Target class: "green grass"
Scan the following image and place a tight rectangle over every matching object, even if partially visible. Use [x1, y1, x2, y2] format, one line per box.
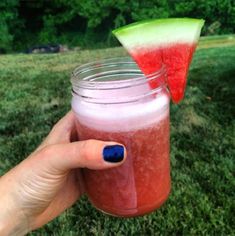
[0, 43, 234, 235]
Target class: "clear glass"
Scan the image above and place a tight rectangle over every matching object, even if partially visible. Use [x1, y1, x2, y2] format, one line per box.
[71, 57, 171, 217]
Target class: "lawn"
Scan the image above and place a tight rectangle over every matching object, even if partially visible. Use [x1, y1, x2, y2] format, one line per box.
[0, 40, 234, 235]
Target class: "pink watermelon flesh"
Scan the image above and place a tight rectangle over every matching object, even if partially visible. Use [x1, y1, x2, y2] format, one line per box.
[132, 43, 196, 103]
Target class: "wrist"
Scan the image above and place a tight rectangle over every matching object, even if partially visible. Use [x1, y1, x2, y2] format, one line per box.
[0, 217, 29, 236]
[0, 197, 30, 236]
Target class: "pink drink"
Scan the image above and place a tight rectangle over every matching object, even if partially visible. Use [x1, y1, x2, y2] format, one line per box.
[71, 58, 171, 217]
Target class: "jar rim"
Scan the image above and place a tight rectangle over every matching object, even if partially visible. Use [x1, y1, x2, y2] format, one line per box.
[71, 57, 166, 91]
[71, 57, 168, 104]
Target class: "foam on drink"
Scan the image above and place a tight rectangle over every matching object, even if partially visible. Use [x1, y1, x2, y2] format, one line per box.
[72, 83, 169, 132]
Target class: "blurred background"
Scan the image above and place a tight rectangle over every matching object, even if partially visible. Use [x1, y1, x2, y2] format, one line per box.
[1, 0, 235, 53]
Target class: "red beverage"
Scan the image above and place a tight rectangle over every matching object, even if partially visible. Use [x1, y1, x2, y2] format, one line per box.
[71, 58, 171, 217]
[76, 114, 170, 217]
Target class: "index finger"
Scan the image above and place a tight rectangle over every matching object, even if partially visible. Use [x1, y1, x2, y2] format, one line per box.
[38, 111, 77, 150]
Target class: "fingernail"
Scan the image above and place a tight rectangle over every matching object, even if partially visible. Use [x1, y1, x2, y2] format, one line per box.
[103, 145, 124, 163]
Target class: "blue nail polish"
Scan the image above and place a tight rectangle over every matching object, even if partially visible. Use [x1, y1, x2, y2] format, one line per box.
[103, 145, 124, 163]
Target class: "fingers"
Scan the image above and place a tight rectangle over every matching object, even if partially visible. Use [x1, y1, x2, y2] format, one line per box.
[47, 111, 76, 143]
[38, 111, 77, 150]
[39, 140, 126, 172]
[35, 111, 127, 172]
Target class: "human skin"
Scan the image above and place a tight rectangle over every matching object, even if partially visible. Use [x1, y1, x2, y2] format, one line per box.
[0, 111, 126, 235]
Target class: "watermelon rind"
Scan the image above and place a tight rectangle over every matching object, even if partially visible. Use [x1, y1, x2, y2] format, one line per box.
[112, 18, 205, 49]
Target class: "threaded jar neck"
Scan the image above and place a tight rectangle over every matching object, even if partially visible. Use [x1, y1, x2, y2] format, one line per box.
[71, 57, 167, 104]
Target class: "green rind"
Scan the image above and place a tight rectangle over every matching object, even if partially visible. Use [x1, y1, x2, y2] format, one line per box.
[112, 18, 205, 36]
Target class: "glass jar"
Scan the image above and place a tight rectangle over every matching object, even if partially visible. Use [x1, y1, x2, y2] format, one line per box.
[71, 58, 171, 217]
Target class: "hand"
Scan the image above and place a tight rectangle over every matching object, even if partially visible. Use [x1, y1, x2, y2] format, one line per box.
[0, 111, 126, 235]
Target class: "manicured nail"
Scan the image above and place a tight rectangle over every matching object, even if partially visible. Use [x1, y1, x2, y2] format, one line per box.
[103, 145, 124, 163]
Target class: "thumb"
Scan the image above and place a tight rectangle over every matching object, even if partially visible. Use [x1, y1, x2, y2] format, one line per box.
[38, 139, 126, 172]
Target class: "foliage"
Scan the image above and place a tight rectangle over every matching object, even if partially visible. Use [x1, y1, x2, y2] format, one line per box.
[169, 0, 235, 35]
[0, 42, 234, 235]
[0, 0, 20, 52]
[0, 0, 235, 51]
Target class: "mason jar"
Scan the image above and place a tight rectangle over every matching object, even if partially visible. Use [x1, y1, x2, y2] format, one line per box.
[71, 58, 171, 217]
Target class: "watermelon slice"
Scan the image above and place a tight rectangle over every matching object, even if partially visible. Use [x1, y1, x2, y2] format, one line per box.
[112, 18, 204, 103]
